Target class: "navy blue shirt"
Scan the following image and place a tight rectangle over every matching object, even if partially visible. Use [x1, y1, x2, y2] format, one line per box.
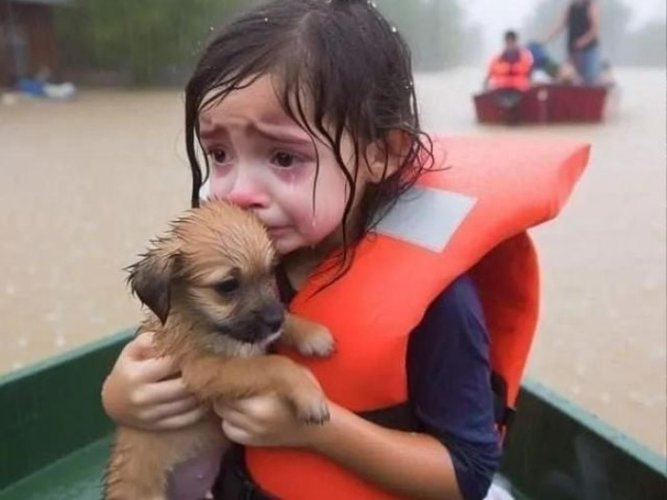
[276, 270, 500, 500]
[407, 274, 501, 500]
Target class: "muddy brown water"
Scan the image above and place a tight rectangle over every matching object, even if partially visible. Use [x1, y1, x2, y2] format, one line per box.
[1, 67, 665, 455]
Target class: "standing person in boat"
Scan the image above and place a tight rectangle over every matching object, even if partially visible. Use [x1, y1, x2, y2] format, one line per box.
[543, 0, 601, 86]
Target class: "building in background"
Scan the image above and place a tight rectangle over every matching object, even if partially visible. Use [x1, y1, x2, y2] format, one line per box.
[0, 0, 69, 87]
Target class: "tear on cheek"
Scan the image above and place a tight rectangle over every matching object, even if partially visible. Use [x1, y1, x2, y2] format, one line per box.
[209, 180, 232, 200]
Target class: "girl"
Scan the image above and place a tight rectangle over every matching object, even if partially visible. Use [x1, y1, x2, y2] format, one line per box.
[103, 1, 585, 498]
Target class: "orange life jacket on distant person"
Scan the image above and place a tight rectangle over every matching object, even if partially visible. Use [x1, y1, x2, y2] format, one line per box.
[246, 137, 590, 499]
[488, 48, 534, 91]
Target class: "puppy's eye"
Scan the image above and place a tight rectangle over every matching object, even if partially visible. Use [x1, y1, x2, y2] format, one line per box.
[214, 278, 240, 295]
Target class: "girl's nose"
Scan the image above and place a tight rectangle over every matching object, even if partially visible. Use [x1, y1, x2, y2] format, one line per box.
[226, 171, 270, 209]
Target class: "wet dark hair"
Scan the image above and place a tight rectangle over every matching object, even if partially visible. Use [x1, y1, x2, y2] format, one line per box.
[504, 30, 518, 42]
[185, 0, 434, 274]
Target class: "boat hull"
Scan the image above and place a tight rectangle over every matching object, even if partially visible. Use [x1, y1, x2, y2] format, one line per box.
[474, 85, 610, 124]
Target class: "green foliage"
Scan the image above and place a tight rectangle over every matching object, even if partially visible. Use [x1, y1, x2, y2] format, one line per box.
[54, 0, 470, 85]
[377, 0, 469, 70]
[55, 0, 252, 84]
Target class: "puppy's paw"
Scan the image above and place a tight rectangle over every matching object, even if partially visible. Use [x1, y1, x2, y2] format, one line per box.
[293, 393, 331, 425]
[296, 326, 335, 358]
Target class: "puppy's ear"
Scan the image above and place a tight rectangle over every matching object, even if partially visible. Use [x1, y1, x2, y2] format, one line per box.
[127, 237, 180, 325]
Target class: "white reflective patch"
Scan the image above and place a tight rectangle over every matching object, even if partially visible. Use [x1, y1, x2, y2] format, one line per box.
[375, 186, 476, 253]
[199, 179, 211, 202]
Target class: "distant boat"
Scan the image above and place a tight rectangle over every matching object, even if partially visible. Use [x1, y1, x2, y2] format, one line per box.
[474, 84, 611, 124]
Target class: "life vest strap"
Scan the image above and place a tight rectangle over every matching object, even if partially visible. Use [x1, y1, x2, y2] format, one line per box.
[358, 402, 417, 432]
[213, 446, 276, 500]
[359, 372, 515, 435]
[491, 371, 516, 435]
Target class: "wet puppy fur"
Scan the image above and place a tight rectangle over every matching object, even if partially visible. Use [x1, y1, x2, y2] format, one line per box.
[104, 200, 334, 500]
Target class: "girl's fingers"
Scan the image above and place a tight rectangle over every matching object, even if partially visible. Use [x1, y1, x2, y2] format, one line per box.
[214, 403, 254, 434]
[154, 406, 208, 431]
[126, 333, 180, 381]
[126, 332, 157, 359]
[137, 355, 180, 382]
[212, 400, 245, 422]
[143, 377, 193, 405]
[142, 397, 202, 422]
[212, 399, 229, 416]
[216, 405, 244, 425]
[222, 420, 252, 446]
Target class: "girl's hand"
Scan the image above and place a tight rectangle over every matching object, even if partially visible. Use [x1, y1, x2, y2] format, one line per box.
[101, 332, 207, 431]
[214, 392, 329, 449]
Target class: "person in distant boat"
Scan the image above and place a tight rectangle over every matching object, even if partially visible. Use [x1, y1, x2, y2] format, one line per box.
[486, 30, 534, 92]
[485, 30, 534, 124]
[527, 41, 559, 81]
[543, 0, 601, 86]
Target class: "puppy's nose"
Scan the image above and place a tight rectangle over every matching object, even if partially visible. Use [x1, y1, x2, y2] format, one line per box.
[259, 303, 285, 333]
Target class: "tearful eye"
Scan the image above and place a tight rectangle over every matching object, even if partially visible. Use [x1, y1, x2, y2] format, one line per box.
[273, 152, 295, 168]
[214, 278, 240, 295]
[210, 149, 227, 163]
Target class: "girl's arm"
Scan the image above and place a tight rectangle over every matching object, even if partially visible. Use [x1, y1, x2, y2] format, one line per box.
[312, 403, 462, 500]
[314, 273, 498, 500]
[219, 275, 500, 500]
[220, 397, 461, 500]
[102, 331, 207, 430]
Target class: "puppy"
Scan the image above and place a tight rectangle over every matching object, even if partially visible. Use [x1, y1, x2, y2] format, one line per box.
[104, 200, 334, 500]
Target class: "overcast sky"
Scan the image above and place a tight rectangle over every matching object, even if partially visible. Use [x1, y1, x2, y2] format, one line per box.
[463, 0, 666, 58]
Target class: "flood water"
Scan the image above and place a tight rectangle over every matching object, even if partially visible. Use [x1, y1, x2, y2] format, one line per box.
[1, 67, 665, 456]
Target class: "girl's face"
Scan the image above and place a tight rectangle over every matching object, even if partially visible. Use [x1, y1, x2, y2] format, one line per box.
[199, 75, 369, 256]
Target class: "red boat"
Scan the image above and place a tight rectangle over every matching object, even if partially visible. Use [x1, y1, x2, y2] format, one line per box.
[474, 84, 610, 124]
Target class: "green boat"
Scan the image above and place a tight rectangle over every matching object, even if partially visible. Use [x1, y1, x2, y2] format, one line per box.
[1, 329, 665, 499]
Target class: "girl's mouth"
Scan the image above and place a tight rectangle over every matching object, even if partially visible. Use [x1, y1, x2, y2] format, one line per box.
[267, 226, 291, 237]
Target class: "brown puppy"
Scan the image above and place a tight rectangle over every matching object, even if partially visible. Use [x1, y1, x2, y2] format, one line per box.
[104, 200, 334, 500]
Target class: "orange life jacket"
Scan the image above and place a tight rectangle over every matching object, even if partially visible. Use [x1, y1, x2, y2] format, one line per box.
[488, 48, 534, 91]
[246, 137, 590, 499]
